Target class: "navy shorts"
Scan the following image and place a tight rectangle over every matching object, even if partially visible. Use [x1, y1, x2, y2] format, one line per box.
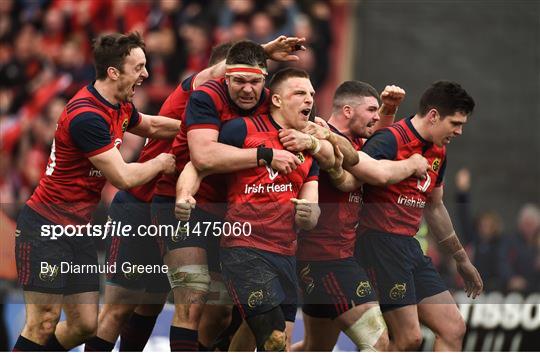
[15, 205, 99, 295]
[298, 257, 377, 319]
[151, 195, 221, 273]
[105, 191, 170, 293]
[355, 230, 447, 312]
[220, 247, 298, 322]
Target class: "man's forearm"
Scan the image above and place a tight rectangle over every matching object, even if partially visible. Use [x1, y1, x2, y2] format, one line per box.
[329, 133, 359, 168]
[118, 159, 164, 189]
[176, 162, 206, 200]
[191, 142, 258, 174]
[425, 202, 467, 261]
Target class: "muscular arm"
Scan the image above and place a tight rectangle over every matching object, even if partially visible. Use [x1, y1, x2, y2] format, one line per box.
[425, 186, 483, 298]
[188, 129, 258, 173]
[89, 148, 172, 190]
[128, 113, 180, 139]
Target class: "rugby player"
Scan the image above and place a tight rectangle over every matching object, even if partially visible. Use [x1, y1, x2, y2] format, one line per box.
[285, 81, 429, 351]
[152, 38, 308, 351]
[216, 67, 320, 352]
[14, 32, 178, 351]
[356, 81, 483, 351]
[84, 42, 233, 352]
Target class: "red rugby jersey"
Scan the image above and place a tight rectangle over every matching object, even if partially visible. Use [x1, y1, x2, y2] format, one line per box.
[155, 78, 270, 216]
[297, 124, 364, 261]
[27, 84, 140, 225]
[359, 117, 447, 236]
[128, 75, 195, 202]
[218, 115, 319, 256]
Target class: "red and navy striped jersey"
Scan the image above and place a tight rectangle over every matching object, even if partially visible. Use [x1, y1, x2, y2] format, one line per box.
[359, 117, 447, 236]
[297, 124, 364, 261]
[27, 84, 140, 225]
[218, 114, 319, 256]
[155, 78, 270, 217]
[128, 75, 195, 202]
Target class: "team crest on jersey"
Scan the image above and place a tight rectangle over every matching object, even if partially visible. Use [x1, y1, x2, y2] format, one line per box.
[247, 290, 264, 308]
[39, 265, 59, 282]
[122, 119, 129, 132]
[389, 283, 406, 300]
[299, 264, 315, 294]
[124, 268, 142, 280]
[432, 158, 441, 172]
[356, 281, 372, 298]
[296, 152, 305, 164]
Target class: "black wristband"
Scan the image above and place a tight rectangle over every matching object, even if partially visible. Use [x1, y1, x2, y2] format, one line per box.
[257, 146, 273, 166]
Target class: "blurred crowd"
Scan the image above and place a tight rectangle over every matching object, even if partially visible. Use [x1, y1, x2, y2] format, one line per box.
[425, 168, 540, 295]
[0, 0, 333, 218]
[1, 0, 538, 296]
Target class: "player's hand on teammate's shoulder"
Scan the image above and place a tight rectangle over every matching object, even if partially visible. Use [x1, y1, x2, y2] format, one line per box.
[408, 153, 429, 179]
[157, 153, 176, 174]
[279, 128, 312, 152]
[175, 196, 196, 221]
[380, 85, 406, 114]
[270, 149, 301, 174]
[262, 35, 307, 62]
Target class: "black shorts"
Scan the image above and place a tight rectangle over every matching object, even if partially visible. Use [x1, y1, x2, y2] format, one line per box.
[298, 257, 377, 319]
[105, 191, 170, 293]
[15, 205, 99, 295]
[355, 230, 447, 312]
[220, 247, 298, 322]
[151, 195, 221, 272]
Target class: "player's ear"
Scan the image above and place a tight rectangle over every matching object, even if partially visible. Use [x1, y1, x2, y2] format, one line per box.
[107, 67, 120, 81]
[427, 108, 439, 124]
[272, 93, 282, 108]
[342, 105, 352, 119]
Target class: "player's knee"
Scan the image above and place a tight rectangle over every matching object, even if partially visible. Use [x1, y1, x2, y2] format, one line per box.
[106, 305, 133, 327]
[442, 315, 466, 344]
[263, 330, 287, 351]
[395, 329, 422, 351]
[167, 264, 211, 293]
[344, 306, 388, 352]
[72, 317, 97, 340]
[27, 306, 60, 337]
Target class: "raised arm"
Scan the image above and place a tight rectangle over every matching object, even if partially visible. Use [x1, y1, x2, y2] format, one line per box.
[425, 186, 483, 298]
[373, 85, 406, 131]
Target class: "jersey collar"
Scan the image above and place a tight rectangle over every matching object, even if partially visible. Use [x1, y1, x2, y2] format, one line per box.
[405, 115, 430, 145]
[87, 83, 121, 110]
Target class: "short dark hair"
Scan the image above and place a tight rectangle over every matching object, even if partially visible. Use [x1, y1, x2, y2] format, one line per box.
[419, 81, 475, 118]
[225, 40, 267, 69]
[268, 67, 310, 94]
[93, 32, 145, 80]
[332, 81, 380, 113]
[208, 42, 233, 66]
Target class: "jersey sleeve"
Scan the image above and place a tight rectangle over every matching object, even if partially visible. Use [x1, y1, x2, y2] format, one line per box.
[218, 118, 247, 148]
[361, 129, 398, 160]
[435, 155, 447, 186]
[185, 90, 220, 131]
[306, 159, 319, 182]
[69, 112, 113, 157]
[127, 103, 141, 129]
[182, 74, 196, 91]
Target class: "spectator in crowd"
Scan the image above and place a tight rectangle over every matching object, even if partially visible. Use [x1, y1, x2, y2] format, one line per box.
[507, 203, 540, 293]
[454, 168, 511, 292]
